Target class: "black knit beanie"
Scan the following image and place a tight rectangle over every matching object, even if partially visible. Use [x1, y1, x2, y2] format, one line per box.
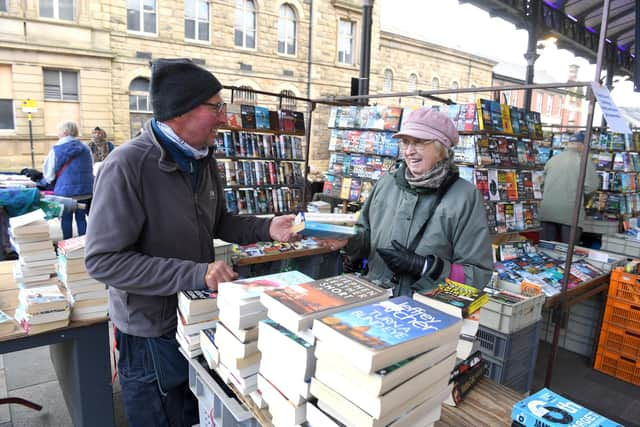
[150, 58, 223, 121]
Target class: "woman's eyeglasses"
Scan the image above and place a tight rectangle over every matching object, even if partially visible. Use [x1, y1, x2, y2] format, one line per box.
[400, 139, 434, 151]
[202, 102, 227, 114]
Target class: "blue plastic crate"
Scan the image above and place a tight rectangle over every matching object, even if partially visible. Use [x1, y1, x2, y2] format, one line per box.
[477, 321, 541, 360]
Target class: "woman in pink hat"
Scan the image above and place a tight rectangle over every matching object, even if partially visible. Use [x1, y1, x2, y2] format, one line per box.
[335, 107, 493, 296]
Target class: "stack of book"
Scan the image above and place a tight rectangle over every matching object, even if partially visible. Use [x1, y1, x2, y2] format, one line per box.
[176, 289, 219, 357]
[413, 278, 489, 406]
[257, 274, 388, 426]
[9, 210, 57, 290]
[215, 271, 313, 397]
[56, 236, 108, 321]
[308, 296, 462, 427]
[14, 284, 70, 334]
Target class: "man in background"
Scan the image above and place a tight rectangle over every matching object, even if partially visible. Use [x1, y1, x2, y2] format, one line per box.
[85, 58, 296, 426]
[540, 131, 598, 244]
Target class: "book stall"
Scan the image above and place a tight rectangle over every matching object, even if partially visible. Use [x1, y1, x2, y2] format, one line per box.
[179, 10, 640, 421]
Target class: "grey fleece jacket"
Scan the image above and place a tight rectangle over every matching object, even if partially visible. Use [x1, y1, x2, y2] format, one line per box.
[345, 164, 493, 296]
[85, 120, 271, 337]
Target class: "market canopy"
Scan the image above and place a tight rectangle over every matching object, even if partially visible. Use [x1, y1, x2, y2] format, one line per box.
[461, 0, 638, 89]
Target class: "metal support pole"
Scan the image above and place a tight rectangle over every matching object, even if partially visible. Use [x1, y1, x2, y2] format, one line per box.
[28, 113, 35, 168]
[523, 1, 540, 111]
[544, 0, 612, 389]
[358, 0, 374, 104]
[635, 0, 639, 92]
[301, 102, 316, 208]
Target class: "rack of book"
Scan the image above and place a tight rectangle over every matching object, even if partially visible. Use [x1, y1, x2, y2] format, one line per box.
[322, 105, 403, 205]
[442, 99, 546, 234]
[216, 87, 310, 216]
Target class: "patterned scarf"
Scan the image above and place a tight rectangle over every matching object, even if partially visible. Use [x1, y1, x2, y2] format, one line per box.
[91, 141, 111, 162]
[404, 153, 458, 190]
[156, 121, 210, 159]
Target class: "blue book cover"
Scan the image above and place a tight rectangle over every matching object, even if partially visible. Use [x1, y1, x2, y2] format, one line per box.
[254, 106, 270, 130]
[512, 388, 622, 427]
[318, 296, 460, 350]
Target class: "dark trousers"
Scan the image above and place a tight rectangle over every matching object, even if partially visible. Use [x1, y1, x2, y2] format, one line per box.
[541, 221, 581, 245]
[61, 208, 87, 240]
[115, 329, 199, 427]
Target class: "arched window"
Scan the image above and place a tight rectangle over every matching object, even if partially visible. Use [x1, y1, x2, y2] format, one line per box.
[408, 73, 418, 92]
[278, 4, 297, 55]
[432, 77, 440, 90]
[450, 80, 459, 101]
[236, 85, 258, 104]
[383, 69, 393, 93]
[129, 78, 150, 112]
[129, 77, 152, 137]
[280, 89, 297, 109]
[234, 0, 256, 48]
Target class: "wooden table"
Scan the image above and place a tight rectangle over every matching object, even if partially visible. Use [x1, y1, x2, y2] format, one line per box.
[543, 272, 611, 309]
[437, 378, 523, 427]
[232, 246, 335, 266]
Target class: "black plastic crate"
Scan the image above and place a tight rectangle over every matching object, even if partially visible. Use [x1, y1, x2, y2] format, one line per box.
[477, 321, 541, 361]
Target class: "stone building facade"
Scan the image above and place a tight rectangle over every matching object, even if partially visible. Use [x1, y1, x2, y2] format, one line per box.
[0, 0, 495, 172]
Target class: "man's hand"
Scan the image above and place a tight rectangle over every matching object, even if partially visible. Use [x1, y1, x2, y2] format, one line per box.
[270, 214, 298, 242]
[204, 261, 238, 291]
[376, 240, 431, 278]
[320, 238, 349, 252]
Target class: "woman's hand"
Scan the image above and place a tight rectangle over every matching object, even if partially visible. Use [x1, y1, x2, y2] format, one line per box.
[320, 238, 349, 252]
[377, 240, 430, 277]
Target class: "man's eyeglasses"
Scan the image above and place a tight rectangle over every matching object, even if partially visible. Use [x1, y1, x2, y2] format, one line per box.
[202, 102, 227, 114]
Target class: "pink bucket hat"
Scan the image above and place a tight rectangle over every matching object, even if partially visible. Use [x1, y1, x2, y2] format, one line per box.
[393, 107, 459, 148]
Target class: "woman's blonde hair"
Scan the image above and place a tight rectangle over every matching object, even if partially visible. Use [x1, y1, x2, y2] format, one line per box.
[433, 140, 450, 160]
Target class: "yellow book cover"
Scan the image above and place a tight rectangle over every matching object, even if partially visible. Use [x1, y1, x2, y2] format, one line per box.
[500, 104, 513, 134]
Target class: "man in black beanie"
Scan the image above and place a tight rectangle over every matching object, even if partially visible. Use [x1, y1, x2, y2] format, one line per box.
[85, 58, 297, 426]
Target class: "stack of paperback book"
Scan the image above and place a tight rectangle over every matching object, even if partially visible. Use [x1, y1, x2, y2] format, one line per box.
[176, 289, 219, 357]
[308, 296, 462, 427]
[56, 236, 108, 321]
[14, 284, 70, 334]
[215, 271, 313, 397]
[257, 274, 387, 426]
[9, 210, 57, 290]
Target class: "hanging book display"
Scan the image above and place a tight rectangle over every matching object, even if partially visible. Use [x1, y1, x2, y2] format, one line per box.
[216, 95, 307, 215]
[323, 105, 403, 203]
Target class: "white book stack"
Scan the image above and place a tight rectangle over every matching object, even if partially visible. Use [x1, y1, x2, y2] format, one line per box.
[308, 296, 463, 427]
[56, 236, 108, 321]
[256, 319, 315, 427]
[176, 289, 219, 358]
[9, 210, 57, 289]
[215, 271, 313, 397]
[15, 284, 70, 334]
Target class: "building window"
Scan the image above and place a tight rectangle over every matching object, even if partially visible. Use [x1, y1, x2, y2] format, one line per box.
[40, 0, 74, 21]
[432, 77, 440, 90]
[0, 0, 7, 12]
[43, 69, 78, 101]
[408, 73, 418, 92]
[338, 19, 355, 65]
[127, 0, 157, 34]
[546, 95, 554, 115]
[450, 81, 459, 101]
[383, 69, 393, 93]
[277, 4, 296, 55]
[234, 0, 256, 49]
[280, 89, 297, 109]
[535, 93, 543, 112]
[129, 78, 151, 112]
[185, 0, 209, 42]
[0, 65, 13, 130]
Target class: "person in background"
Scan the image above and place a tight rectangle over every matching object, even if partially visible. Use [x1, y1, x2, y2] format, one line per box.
[329, 108, 493, 296]
[540, 131, 598, 244]
[88, 126, 115, 163]
[85, 58, 297, 427]
[42, 120, 93, 240]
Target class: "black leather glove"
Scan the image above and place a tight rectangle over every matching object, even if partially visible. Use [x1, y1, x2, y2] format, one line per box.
[342, 256, 362, 274]
[21, 168, 43, 181]
[377, 240, 432, 278]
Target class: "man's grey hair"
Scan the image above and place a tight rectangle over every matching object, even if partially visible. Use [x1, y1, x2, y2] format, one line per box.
[57, 121, 79, 138]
